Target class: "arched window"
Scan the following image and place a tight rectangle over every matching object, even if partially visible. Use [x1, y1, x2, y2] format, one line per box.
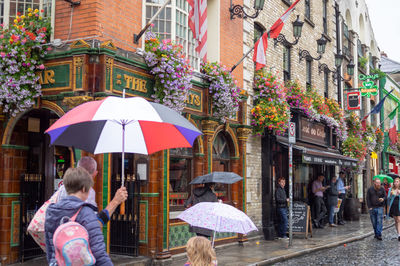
[212, 133, 231, 203]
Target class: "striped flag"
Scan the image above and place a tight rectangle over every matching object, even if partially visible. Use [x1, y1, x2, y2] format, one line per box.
[389, 107, 398, 144]
[269, 0, 301, 38]
[188, 0, 207, 61]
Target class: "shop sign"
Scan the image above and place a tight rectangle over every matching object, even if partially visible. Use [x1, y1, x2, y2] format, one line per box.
[299, 118, 327, 146]
[36, 62, 72, 91]
[302, 154, 357, 167]
[184, 88, 203, 112]
[112, 66, 155, 97]
[347, 91, 361, 110]
[359, 74, 379, 98]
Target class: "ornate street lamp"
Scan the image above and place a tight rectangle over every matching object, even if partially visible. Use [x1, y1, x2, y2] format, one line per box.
[274, 15, 304, 47]
[299, 34, 327, 61]
[230, 0, 265, 19]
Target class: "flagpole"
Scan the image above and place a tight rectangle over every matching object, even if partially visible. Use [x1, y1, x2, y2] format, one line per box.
[133, 0, 171, 44]
[230, 29, 270, 73]
[379, 106, 399, 128]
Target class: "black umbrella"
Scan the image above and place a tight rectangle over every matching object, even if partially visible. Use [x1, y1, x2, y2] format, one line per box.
[189, 172, 243, 185]
[387, 173, 400, 179]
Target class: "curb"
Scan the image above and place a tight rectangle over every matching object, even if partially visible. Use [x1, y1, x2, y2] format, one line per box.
[251, 222, 395, 266]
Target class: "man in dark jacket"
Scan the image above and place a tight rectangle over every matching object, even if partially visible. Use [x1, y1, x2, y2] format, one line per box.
[326, 176, 339, 227]
[45, 167, 113, 265]
[275, 177, 289, 239]
[367, 178, 387, 240]
[185, 183, 218, 237]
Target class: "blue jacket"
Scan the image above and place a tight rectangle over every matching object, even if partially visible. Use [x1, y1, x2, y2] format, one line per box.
[45, 196, 113, 266]
[387, 187, 400, 213]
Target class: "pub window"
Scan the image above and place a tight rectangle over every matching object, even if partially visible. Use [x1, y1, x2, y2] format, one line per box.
[322, 0, 327, 34]
[306, 59, 312, 88]
[305, 0, 310, 20]
[324, 69, 329, 98]
[254, 22, 265, 43]
[169, 147, 193, 211]
[283, 45, 291, 82]
[212, 133, 231, 203]
[146, 0, 200, 70]
[1, 0, 54, 30]
[369, 53, 374, 69]
[357, 39, 363, 57]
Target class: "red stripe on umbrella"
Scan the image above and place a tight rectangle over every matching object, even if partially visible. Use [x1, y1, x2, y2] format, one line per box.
[140, 121, 192, 154]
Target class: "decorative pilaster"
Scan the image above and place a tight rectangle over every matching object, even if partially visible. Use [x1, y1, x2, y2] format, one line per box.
[62, 96, 94, 110]
[201, 119, 219, 173]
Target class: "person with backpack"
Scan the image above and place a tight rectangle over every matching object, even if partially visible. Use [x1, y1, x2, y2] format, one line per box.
[45, 167, 113, 265]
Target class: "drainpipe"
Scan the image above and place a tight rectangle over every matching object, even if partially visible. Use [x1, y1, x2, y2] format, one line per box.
[335, 3, 342, 104]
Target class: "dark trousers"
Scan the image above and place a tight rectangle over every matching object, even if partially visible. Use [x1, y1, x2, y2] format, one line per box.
[337, 193, 346, 223]
[314, 196, 327, 226]
[277, 207, 288, 237]
[369, 207, 383, 237]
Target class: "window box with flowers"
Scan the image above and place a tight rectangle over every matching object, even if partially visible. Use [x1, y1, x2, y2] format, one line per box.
[0, 8, 51, 117]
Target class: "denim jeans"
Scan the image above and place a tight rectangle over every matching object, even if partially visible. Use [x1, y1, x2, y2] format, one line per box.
[369, 207, 383, 237]
[329, 205, 336, 224]
[277, 207, 288, 237]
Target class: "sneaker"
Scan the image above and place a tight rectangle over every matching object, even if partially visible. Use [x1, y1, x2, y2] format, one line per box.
[329, 224, 337, 227]
[338, 221, 345, 225]
[398, 236, 400, 241]
[376, 236, 382, 240]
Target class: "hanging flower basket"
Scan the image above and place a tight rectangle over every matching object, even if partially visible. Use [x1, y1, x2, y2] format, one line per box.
[251, 71, 289, 135]
[201, 61, 241, 122]
[144, 31, 192, 113]
[0, 9, 51, 117]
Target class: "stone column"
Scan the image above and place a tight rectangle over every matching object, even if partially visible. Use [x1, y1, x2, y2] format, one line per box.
[201, 120, 219, 173]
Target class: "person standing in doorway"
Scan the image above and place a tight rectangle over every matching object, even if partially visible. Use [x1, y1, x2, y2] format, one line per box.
[326, 176, 339, 227]
[388, 177, 400, 241]
[336, 171, 350, 225]
[312, 174, 329, 228]
[275, 177, 289, 239]
[367, 178, 386, 240]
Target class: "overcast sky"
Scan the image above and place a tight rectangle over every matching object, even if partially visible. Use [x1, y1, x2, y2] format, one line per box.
[365, 0, 400, 62]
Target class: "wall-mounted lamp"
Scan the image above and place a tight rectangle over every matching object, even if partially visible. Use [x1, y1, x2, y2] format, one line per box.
[299, 34, 327, 62]
[318, 56, 355, 82]
[274, 15, 304, 47]
[230, 0, 265, 20]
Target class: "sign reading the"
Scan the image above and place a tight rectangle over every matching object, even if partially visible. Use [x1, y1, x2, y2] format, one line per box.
[289, 122, 296, 143]
[347, 91, 361, 110]
[299, 118, 327, 146]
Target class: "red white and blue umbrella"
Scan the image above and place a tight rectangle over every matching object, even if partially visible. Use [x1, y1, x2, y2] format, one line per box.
[45, 96, 202, 186]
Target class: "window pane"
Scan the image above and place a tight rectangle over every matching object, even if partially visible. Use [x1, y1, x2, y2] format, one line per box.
[169, 155, 192, 211]
[0, 1, 4, 24]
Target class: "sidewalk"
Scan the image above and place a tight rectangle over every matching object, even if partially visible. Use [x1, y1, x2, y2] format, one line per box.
[10, 215, 394, 266]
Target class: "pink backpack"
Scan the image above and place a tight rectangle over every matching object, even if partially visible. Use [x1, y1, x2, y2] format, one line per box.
[53, 207, 96, 266]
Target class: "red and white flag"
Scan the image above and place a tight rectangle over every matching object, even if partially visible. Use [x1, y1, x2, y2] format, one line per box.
[389, 108, 398, 144]
[269, 0, 301, 38]
[253, 0, 301, 70]
[188, 0, 207, 62]
[253, 32, 269, 71]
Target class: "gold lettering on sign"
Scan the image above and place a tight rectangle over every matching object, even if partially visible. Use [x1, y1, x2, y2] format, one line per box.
[37, 70, 55, 85]
[121, 74, 147, 93]
[184, 92, 201, 106]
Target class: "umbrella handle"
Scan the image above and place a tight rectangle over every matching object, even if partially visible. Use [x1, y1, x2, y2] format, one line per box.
[120, 201, 125, 215]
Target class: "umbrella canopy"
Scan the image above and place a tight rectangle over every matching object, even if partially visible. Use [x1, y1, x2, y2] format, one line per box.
[189, 172, 243, 185]
[177, 201, 257, 235]
[387, 173, 400, 180]
[373, 174, 393, 183]
[45, 96, 202, 155]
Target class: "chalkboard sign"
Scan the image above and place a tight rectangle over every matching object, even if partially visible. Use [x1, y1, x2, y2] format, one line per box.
[288, 201, 312, 238]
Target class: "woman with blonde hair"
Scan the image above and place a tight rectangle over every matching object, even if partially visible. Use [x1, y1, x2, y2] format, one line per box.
[184, 236, 217, 266]
[388, 177, 400, 241]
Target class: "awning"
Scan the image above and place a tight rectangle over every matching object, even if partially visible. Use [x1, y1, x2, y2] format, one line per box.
[277, 138, 358, 167]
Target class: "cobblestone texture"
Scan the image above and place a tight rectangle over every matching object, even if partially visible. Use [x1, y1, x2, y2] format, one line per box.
[275, 227, 400, 266]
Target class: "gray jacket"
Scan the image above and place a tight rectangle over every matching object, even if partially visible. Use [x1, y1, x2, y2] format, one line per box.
[326, 181, 339, 207]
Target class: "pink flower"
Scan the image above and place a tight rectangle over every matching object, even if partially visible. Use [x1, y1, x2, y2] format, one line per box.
[0, 52, 5, 58]
[38, 64, 45, 70]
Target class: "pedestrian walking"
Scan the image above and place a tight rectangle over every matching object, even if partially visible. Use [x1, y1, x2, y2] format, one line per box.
[383, 177, 391, 218]
[184, 183, 218, 237]
[312, 174, 329, 228]
[45, 167, 113, 265]
[184, 236, 217, 266]
[367, 178, 386, 240]
[387, 177, 400, 241]
[336, 171, 350, 225]
[326, 176, 339, 227]
[275, 177, 289, 239]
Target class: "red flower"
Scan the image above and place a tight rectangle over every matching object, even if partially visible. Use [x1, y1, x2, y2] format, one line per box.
[17, 12, 21, 16]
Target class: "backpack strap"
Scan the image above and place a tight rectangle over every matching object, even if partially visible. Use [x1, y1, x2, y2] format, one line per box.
[71, 207, 83, 222]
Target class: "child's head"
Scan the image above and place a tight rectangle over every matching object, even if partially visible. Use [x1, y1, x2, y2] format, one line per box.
[63, 167, 93, 200]
[186, 236, 216, 266]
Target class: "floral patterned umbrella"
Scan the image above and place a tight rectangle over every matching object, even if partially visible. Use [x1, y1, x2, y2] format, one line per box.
[177, 201, 257, 246]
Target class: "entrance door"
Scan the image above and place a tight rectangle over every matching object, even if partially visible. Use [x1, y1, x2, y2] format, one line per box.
[109, 153, 140, 256]
[19, 109, 71, 261]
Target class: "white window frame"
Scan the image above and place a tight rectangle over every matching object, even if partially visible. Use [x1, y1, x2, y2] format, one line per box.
[1, 0, 55, 40]
[142, 0, 200, 70]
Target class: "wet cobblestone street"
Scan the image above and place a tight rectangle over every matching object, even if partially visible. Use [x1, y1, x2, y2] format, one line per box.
[275, 227, 400, 266]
